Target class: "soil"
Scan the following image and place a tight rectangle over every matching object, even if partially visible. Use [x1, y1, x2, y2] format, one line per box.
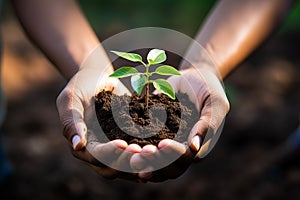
[95, 90, 199, 147]
[2, 19, 300, 200]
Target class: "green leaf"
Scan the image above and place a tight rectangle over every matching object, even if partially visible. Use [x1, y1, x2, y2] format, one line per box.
[147, 49, 166, 64]
[109, 66, 138, 78]
[131, 74, 147, 95]
[155, 65, 181, 76]
[111, 50, 143, 63]
[153, 79, 176, 100]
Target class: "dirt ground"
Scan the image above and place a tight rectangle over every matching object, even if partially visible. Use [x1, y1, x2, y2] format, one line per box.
[0, 17, 300, 200]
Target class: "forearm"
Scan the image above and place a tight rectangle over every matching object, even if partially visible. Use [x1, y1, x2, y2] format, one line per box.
[194, 0, 294, 79]
[11, 0, 107, 80]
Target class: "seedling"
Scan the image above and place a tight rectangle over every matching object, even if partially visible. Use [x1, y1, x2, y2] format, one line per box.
[109, 49, 181, 109]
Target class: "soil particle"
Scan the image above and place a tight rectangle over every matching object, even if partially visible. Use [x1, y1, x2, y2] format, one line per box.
[95, 90, 199, 147]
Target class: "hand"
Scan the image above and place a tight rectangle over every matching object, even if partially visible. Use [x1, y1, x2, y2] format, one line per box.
[56, 47, 143, 181]
[130, 66, 230, 182]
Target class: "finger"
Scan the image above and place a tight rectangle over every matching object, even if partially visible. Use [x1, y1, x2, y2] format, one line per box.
[142, 145, 158, 154]
[138, 139, 187, 173]
[188, 96, 229, 158]
[158, 139, 195, 175]
[134, 140, 194, 182]
[158, 139, 187, 155]
[188, 120, 208, 152]
[126, 144, 142, 153]
[56, 88, 87, 151]
[72, 141, 141, 181]
[115, 144, 142, 173]
[73, 139, 128, 173]
[159, 139, 196, 162]
[90, 140, 128, 165]
[140, 144, 158, 161]
[110, 139, 128, 149]
[70, 139, 126, 166]
[157, 139, 186, 167]
[187, 94, 212, 154]
[130, 144, 157, 170]
[71, 119, 87, 150]
[130, 153, 145, 171]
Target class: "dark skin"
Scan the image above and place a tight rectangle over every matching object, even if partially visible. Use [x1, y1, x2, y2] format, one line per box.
[195, 0, 295, 79]
[11, 0, 139, 181]
[131, 0, 295, 182]
[10, 0, 295, 182]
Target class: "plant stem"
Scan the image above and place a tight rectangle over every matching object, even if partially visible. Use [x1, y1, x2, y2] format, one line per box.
[145, 80, 149, 109]
[141, 61, 147, 67]
[145, 64, 150, 110]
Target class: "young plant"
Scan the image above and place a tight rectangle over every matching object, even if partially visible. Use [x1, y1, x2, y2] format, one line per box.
[109, 49, 181, 109]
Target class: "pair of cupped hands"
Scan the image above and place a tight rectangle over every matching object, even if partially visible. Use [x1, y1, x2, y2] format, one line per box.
[56, 50, 229, 183]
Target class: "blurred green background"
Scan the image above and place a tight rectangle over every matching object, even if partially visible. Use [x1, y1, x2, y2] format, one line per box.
[77, 0, 215, 38]
[76, 0, 300, 39]
[1, 1, 300, 199]
[3, 0, 300, 37]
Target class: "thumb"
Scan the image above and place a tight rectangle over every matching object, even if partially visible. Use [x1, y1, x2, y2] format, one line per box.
[188, 94, 213, 154]
[188, 101, 227, 158]
[56, 88, 87, 151]
[188, 119, 209, 152]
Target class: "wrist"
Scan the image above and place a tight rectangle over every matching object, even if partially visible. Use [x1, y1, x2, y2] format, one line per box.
[180, 43, 223, 80]
[75, 45, 114, 77]
[180, 59, 222, 81]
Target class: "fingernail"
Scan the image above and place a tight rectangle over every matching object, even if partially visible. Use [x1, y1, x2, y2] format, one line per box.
[72, 135, 81, 150]
[191, 135, 201, 151]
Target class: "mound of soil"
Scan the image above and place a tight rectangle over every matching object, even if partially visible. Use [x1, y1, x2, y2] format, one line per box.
[95, 90, 198, 147]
